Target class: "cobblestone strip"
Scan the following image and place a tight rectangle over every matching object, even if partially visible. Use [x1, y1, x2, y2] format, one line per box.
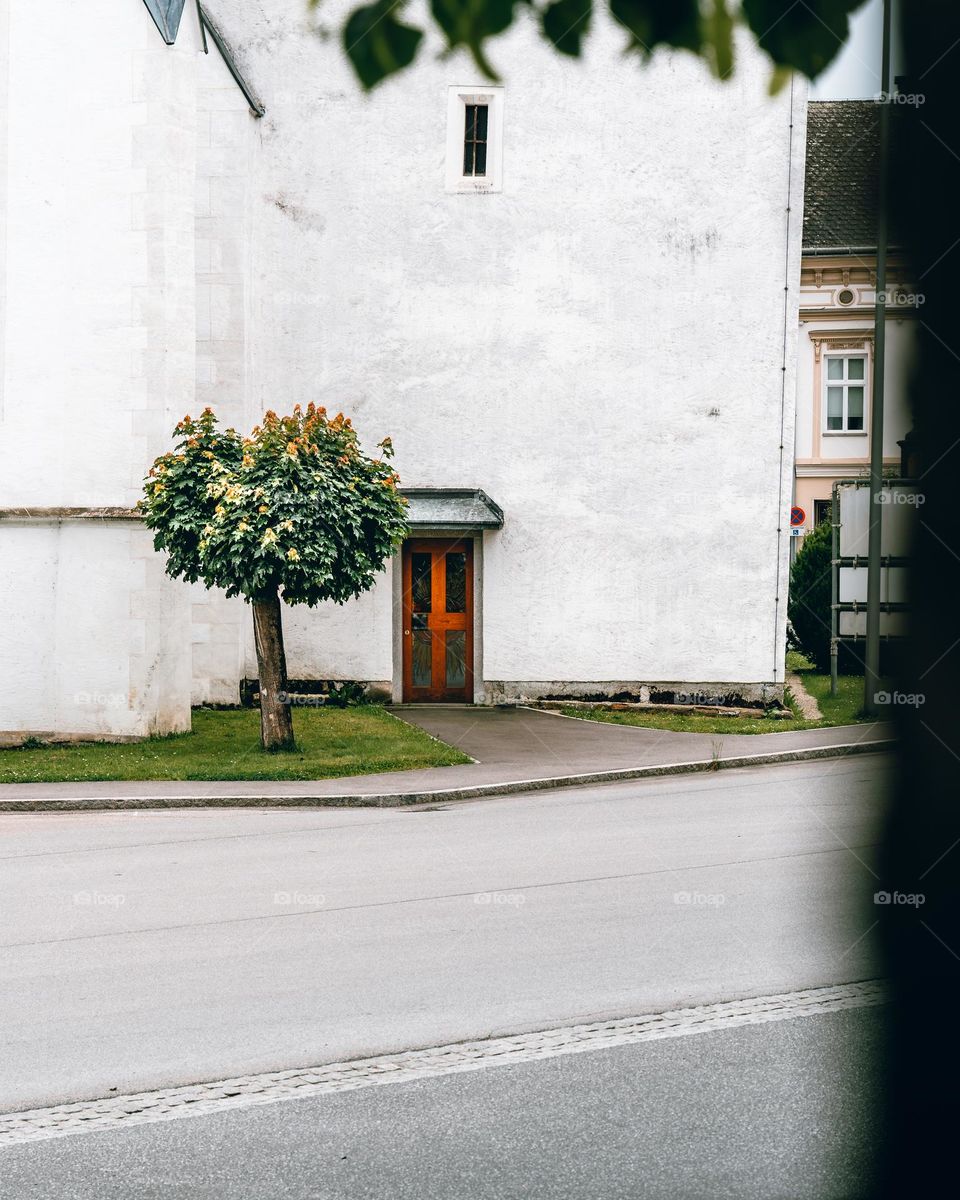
[0, 980, 888, 1147]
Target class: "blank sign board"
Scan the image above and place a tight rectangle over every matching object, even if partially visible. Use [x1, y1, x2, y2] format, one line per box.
[836, 483, 916, 639]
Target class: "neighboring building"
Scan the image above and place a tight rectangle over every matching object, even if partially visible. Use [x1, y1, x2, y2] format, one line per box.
[794, 100, 916, 538]
[0, 2, 807, 739]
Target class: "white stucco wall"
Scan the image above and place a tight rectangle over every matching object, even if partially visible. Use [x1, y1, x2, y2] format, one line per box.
[197, 3, 805, 695]
[0, 1, 203, 735]
[189, 28, 259, 705]
[1, 5, 808, 730]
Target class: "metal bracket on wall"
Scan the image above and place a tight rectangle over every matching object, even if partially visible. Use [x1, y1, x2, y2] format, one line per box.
[197, 4, 266, 118]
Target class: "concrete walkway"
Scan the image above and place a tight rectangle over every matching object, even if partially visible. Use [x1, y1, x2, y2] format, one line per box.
[0, 707, 895, 810]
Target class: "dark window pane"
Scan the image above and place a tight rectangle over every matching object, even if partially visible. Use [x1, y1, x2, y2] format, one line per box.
[411, 552, 432, 613]
[445, 552, 467, 613]
[465, 105, 476, 140]
[476, 104, 488, 139]
[413, 631, 432, 688]
[474, 141, 487, 176]
[847, 415, 864, 431]
[445, 631, 466, 690]
[463, 140, 473, 176]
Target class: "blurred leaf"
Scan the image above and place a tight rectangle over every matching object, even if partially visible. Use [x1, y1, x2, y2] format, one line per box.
[332, 0, 863, 86]
[541, 0, 592, 58]
[609, 0, 701, 55]
[703, 0, 734, 78]
[768, 63, 793, 95]
[430, 0, 522, 79]
[342, 0, 424, 91]
[742, 0, 864, 78]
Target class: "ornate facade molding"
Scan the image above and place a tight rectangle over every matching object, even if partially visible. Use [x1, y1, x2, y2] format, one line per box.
[810, 329, 875, 361]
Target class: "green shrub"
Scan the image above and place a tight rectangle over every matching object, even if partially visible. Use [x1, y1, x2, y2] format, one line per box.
[325, 681, 368, 708]
[788, 519, 833, 672]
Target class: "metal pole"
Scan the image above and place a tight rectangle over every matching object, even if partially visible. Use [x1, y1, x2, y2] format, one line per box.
[864, 0, 892, 715]
[831, 482, 840, 697]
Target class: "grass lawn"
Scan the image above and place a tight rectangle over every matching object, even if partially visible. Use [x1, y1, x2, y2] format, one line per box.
[0, 707, 472, 784]
[554, 653, 876, 736]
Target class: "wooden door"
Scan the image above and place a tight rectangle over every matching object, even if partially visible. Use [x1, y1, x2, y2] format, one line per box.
[401, 539, 474, 702]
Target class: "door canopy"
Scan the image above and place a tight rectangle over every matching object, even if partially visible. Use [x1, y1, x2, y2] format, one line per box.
[142, 0, 188, 44]
[401, 489, 503, 531]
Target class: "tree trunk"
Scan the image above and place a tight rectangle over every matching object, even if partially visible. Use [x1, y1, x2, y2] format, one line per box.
[252, 592, 295, 751]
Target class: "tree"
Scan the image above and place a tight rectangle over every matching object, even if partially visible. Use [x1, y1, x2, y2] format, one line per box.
[787, 518, 833, 673]
[140, 405, 408, 750]
[319, 0, 870, 91]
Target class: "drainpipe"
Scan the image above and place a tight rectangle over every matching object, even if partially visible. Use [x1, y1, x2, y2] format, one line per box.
[831, 480, 840, 697]
[774, 76, 798, 687]
[864, 0, 892, 714]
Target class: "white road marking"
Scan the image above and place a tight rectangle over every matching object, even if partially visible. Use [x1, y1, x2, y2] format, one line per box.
[0, 980, 887, 1147]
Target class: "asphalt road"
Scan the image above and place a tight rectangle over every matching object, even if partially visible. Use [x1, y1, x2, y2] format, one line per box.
[0, 756, 889, 1112]
[0, 1006, 886, 1200]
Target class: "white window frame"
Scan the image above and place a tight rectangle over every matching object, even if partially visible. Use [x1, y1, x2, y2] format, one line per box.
[822, 351, 869, 435]
[445, 86, 504, 194]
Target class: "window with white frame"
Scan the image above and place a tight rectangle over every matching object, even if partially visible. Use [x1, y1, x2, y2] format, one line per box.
[824, 354, 867, 432]
[445, 87, 503, 193]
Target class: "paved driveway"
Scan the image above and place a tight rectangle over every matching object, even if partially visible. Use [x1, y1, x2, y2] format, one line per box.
[0, 707, 894, 805]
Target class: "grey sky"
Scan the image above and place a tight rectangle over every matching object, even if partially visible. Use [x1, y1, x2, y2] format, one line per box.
[812, 0, 904, 99]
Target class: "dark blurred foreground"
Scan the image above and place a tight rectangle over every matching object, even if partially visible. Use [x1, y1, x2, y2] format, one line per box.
[879, 2, 960, 1194]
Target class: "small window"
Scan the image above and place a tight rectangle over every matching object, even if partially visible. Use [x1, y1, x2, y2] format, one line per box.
[814, 499, 832, 526]
[463, 105, 488, 177]
[824, 355, 867, 432]
[445, 87, 503, 193]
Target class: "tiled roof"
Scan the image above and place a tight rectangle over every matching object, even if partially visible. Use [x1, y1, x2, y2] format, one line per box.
[803, 100, 905, 252]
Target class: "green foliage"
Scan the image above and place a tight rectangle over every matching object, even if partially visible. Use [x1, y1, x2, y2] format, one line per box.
[788, 518, 833, 673]
[431, 0, 523, 79]
[140, 405, 408, 606]
[542, 0, 592, 58]
[341, 1, 424, 91]
[741, 0, 864, 79]
[325, 0, 867, 91]
[325, 680, 369, 708]
[609, 0, 701, 57]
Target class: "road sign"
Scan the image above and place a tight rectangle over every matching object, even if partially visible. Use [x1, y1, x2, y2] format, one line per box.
[790, 506, 806, 527]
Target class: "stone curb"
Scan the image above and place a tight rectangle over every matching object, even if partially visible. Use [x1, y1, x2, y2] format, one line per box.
[0, 739, 895, 812]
